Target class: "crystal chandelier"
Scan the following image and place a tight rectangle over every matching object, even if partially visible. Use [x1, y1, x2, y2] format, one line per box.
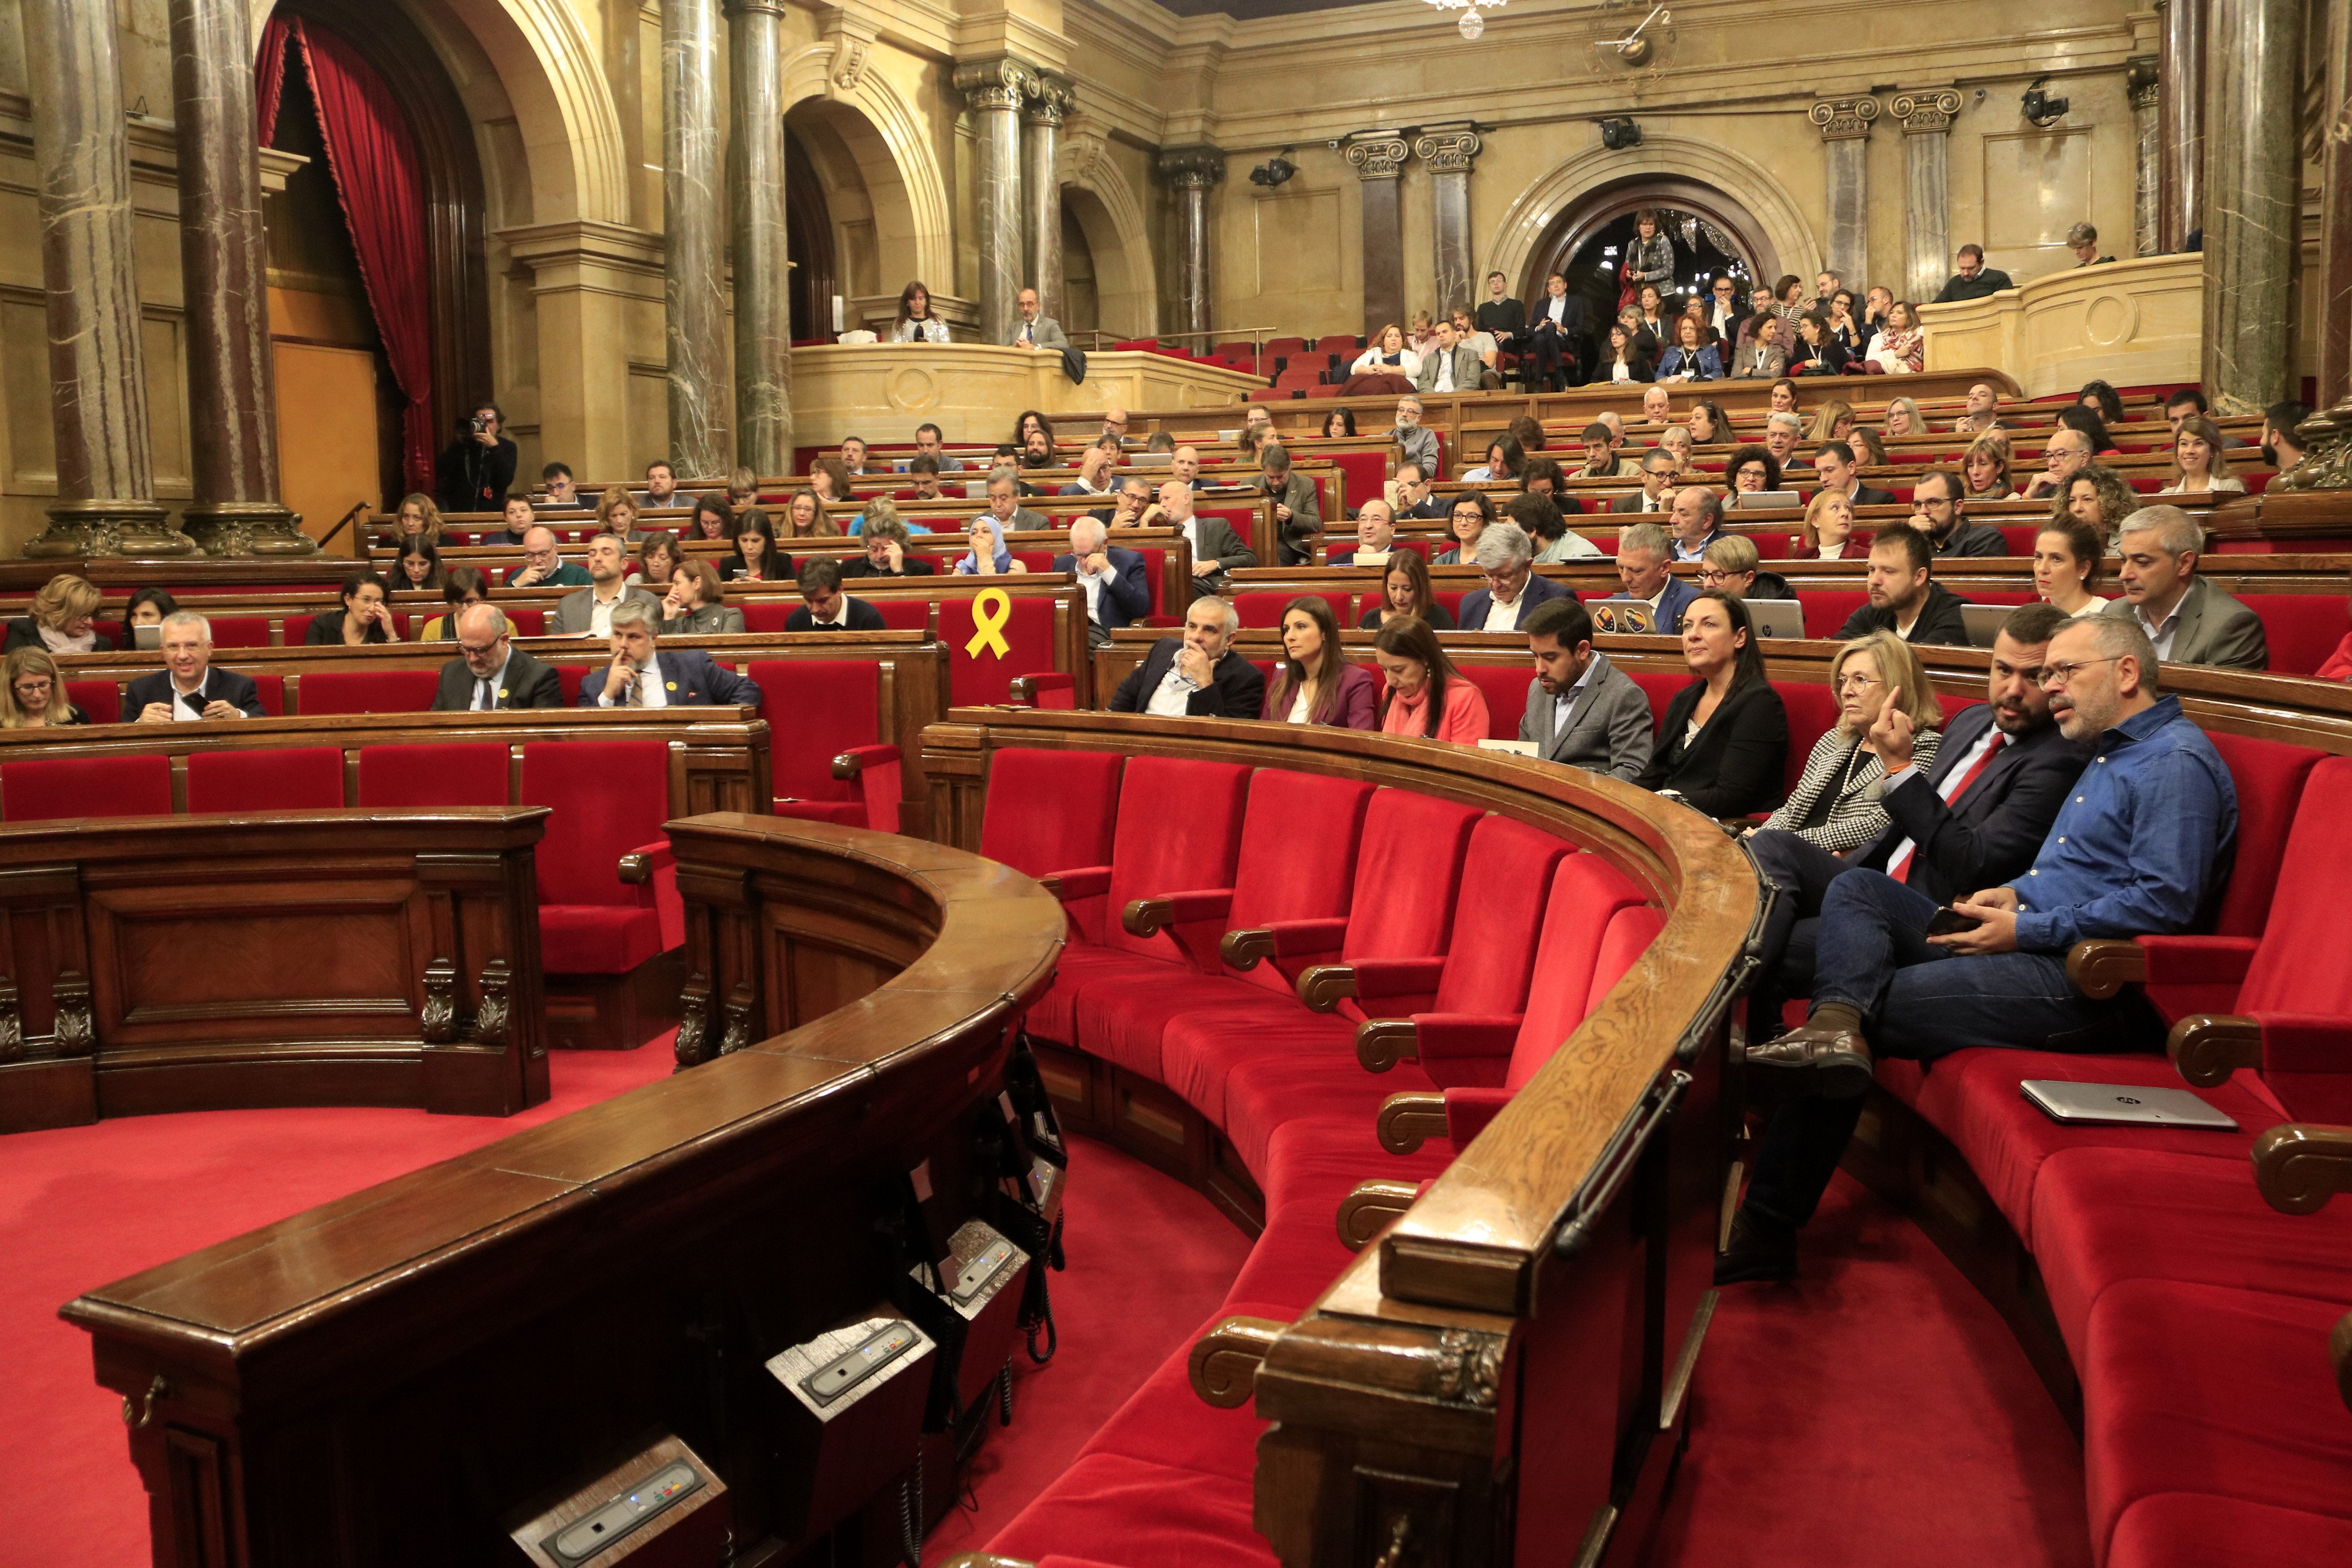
[1425, 0, 1506, 41]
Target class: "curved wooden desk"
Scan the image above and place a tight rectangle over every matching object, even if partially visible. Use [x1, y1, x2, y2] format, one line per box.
[64, 814, 1065, 1567]
[0, 808, 549, 1132]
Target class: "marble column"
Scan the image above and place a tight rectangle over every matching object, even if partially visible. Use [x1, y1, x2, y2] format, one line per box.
[1157, 148, 1224, 341]
[1022, 78, 1072, 323]
[169, 0, 309, 556]
[955, 59, 1033, 347]
[2158, 0, 2207, 252]
[1888, 91, 1958, 308]
[2126, 57, 2162, 259]
[1343, 134, 1411, 343]
[728, 0, 792, 478]
[2199, 0, 2301, 413]
[1809, 97, 1879, 294]
[663, 0, 728, 477]
[2314, 0, 2352, 407]
[20, 0, 190, 557]
[1413, 128, 1480, 320]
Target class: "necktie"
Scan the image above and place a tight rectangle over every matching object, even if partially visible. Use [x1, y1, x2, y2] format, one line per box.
[1890, 732, 2007, 883]
[475, 678, 492, 711]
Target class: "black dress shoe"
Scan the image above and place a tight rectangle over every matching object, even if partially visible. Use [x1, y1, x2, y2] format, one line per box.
[1715, 1208, 1797, 1285]
[1745, 1022, 1875, 1098]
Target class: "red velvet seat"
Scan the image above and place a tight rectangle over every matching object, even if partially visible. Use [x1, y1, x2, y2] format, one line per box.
[874, 599, 931, 633]
[506, 608, 547, 636]
[989, 1450, 1273, 1568]
[356, 742, 511, 807]
[2245, 594, 2348, 677]
[2106, 1493, 2352, 1568]
[1774, 680, 1843, 796]
[1451, 665, 1534, 739]
[184, 746, 344, 813]
[249, 674, 285, 716]
[205, 615, 272, 648]
[1627, 669, 1686, 734]
[1232, 591, 1348, 629]
[66, 681, 119, 724]
[2, 753, 171, 821]
[1798, 591, 1868, 639]
[297, 669, 440, 715]
[749, 660, 896, 831]
[522, 739, 679, 1047]
[940, 594, 1060, 705]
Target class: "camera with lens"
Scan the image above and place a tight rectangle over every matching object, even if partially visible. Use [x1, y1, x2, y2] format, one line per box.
[467, 415, 492, 434]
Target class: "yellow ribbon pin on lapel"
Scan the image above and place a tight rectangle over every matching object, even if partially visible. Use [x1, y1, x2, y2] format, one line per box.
[965, 587, 1012, 658]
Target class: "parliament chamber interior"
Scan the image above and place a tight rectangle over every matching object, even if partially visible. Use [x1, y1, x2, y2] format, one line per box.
[4, 0, 2352, 1565]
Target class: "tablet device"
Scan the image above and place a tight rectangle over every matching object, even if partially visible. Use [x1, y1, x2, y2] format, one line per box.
[1731, 491, 1803, 510]
[1744, 600, 1805, 639]
[133, 624, 162, 650]
[2019, 1080, 2238, 1130]
[1960, 603, 2011, 649]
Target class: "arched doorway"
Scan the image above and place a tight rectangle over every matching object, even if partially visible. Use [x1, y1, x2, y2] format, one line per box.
[1061, 206, 1099, 335]
[785, 96, 932, 334]
[1520, 176, 1779, 320]
[786, 132, 838, 337]
[1059, 179, 1153, 339]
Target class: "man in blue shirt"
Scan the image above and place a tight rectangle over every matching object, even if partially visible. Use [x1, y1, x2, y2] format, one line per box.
[1746, 612, 2237, 1095]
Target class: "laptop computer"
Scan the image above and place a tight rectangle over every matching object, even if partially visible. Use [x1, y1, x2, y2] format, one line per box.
[1744, 600, 1806, 639]
[1730, 491, 1803, 511]
[2019, 1080, 2239, 1130]
[1960, 603, 2012, 648]
[1587, 599, 1656, 635]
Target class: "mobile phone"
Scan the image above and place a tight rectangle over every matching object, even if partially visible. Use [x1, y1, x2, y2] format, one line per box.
[1925, 905, 1981, 938]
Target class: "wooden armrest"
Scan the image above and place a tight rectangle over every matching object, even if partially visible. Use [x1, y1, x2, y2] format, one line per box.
[2167, 1014, 2263, 1088]
[1220, 927, 1275, 970]
[2067, 939, 2146, 1000]
[2253, 1124, 2352, 1216]
[1187, 1314, 1287, 1408]
[829, 743, 898, 780]
[2333, 1309, 2352, 1416]
[617, 853, 651, 885]
[1336, 1179, 1420, 1251]
[1121, 889, 1233, 938]
[1377, 1090, 1448, 1156]
[1123, 897, 1175, 938]
[1297, 963, 1358, 1013]
[1355, 1017, 1418, 1072]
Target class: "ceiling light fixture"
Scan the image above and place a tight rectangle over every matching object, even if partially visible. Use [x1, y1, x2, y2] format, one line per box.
[1424, 0, 1507, 41]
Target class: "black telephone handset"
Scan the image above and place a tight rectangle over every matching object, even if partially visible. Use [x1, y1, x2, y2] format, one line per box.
[1925, 905, 1983, 938]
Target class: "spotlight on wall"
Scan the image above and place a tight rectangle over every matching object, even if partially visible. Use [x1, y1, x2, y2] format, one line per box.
[1599, 117, 1642, 151]
[1249, 150, 1298, 188]
[2021, 77, 2068, 128]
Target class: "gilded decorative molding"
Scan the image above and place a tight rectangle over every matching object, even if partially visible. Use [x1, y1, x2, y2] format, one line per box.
[1412, 129, 1480, 174]
[953, 57, 1037, 114]
[1809, 95, 1881, 141]
[1156, 145, 1227, 189]
[2125, 55, 2160, 112]
[1889, 88, 1962, 136]
[1342, 134, 1412, 179]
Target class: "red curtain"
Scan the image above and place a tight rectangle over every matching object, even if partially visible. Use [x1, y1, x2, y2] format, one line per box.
[254, 15, 289, 146]
[262, 17, 435, 491]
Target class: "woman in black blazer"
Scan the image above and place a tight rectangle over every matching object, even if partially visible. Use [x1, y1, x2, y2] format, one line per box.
[1638, 590, 1789, 818]
[6, 573, 113, 655]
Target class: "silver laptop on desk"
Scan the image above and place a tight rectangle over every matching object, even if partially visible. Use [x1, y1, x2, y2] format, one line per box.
[2020, 1080, 2239, 1130]
[1961, 603, 2012, 648]
[1744, 600, 1806, 639]
[1731, 491, 1803, 511]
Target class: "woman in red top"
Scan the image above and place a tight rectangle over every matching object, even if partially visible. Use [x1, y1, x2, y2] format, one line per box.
[1374, 616, 1488, 744]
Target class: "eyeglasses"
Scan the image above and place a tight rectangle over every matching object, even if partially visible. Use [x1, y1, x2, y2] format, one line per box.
[1910, 497, 1954, 511]
[13, 679, 52, 695]
[1834, 672, 1881, 693]
[2040, 656, 2120, 688]
[458, 638, 504, 656]
[1696, 567, 1743, 585]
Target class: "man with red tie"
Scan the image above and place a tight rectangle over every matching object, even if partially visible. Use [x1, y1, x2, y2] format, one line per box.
[1720, 601, 2090, 1282]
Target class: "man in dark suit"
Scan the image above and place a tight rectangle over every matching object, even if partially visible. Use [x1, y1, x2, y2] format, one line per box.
[785, 557, 887, 631]
[128, 612, 269, 721]
[1836, 527, 1971, 645]
[1721, 603, 2090, 1283]
[1607, 450, 1678, 514]
[1152, 481, 1256, 590]
[1459, 521, 1574, 631]
[1055, 518, 1150, 643]
[1108, 596, 1264, 718]
[1520, 597, 1653, 781]
[578, 600, 761, 708]
[430, 603, 564, 710]
[1600, 521, 1700, 634]
[1811, 443, 1896, 508]
[1907, 469, 2007, 557]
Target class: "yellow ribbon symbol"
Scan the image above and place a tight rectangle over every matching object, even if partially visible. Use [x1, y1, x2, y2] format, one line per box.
[965, 587, 1012, 658]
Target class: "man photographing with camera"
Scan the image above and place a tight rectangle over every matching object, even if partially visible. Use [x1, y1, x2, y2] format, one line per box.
[435, 400, 519, 515]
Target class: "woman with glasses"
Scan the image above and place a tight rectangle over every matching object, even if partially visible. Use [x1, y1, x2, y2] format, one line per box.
[1725, 445, 1782, 496]
[1431, 493, 1491, 565]
[1754, 631, 1942, 851]
[1699, 535, 1793, 600]
[0, 647, 81, 727]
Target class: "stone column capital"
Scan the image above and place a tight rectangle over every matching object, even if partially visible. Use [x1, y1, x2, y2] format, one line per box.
[1889, 89, 1961, 135]
[954, 56, 1037, 113]
[1412, 129, 1481, 173]
[1810, 96, 1881, 141]
[1342, 134, 1411, 180]
[724, 0, 790, 14]
[1022, 75, 1074, 127]
[2126, 55, 2161, 108]
[1157, 145, 1227, 189]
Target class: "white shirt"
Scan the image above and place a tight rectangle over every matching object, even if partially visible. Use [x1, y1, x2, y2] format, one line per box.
[1551, 657, 1598, 733]
[1146, 656, 1200, 717]
[1482, 588, 1524, 632]
[1433, 353, 1457, 394]
[595, 660, 671, 707]
[1539, 294, 1570, 326]
[586, 584, 630, 636]
[806, 597, 854, 628]
[1881, 723, 2005, 874]
[169, 673, 209, 721]
[2135, 597, 2185, 661]
[1073, 558, 1108, 623]
[1286, 687, 1310, 723]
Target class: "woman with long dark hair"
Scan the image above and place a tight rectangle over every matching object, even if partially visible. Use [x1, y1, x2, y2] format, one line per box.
[1636, 590, 1789, 818]
[1262, 596, 1376, 729]
[1360, 552, 1457, 628]
[307, 570, 401, 645]
[891, 281, 951, 343]
[1374, 616, 1487, 743]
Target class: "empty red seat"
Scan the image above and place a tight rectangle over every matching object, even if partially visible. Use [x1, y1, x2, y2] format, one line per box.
[874, 598, 930, 633]
[206, 616, 272, 648]
[1, 753, 171, 821]
[249, 674, 285, 716]
[1798, 591, 1868, 640]
[297, 670, 440, 716]
[66, 681, 119, 724]
[743, 603, 792, 633]
[940, 593, 1060, 706]
[1774, 680, 1844, 795]
[356, 742, 511, 807]
[521, 742, 678, 1046]
[185, 746, 344, 813]
[1232, 592, 1348, 630]
[2244, 594, 2347, 677]
[749, 660, 898, 831]
[1452, 665, 1534, 739]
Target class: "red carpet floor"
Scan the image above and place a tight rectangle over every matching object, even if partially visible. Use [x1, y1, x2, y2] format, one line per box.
[0, 1042, 677, 1568]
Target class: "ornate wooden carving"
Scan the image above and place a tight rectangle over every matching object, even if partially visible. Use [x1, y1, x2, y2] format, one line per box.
[0, 976, 21, 1063]
[675, 971, 715, 1069]
[420, 958, 458, 1044]
[52, 970, 93, 1057]
[2252, 1124, 2352, 1216]
[475, 959, 513, 1049]
[1186, 1314, 1287, 1408]
[719, 979, 760, 1055]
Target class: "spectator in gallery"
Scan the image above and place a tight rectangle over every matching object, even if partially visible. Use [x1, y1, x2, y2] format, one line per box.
[6, 573, 110, 654]
[1824, 290, 1866, 354]
[1374, 614, 1488, 744]
[306, 570, 402, 645]
[1264, 596, 1378, 729]
[2067, 222, 2114, 267]
[1787, 313, 1847, 377]
[1, 646, 83, 728]
[1864, 302, 1925, 373]
[1932, 243, 2014, 303]
[430, 603, 563, 711]
[892, 280, 951, 342]
[1518, 272, 1585, 391]
[1729, 315, 1787, 379]
[1360, 552, 1456, 631]
[1351, 323, 1416, 378]
[1474, 271, 1525, 340]
[1621, 209, 1676, 308]
[435, 399, 518, 515]
[128, 612, 267, 721]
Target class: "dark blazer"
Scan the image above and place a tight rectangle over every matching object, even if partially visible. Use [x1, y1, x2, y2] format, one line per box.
[124, 667, 267, 720]
[785, 598, 887, 632]
[576, 647, 761, 708]
[1359, 603, 1456, 631]
[1787, 340, 1849, 376]
[1608, 489, 1671, 515]
[1183, 514, 1257, 577]
[1850, 484, 1898, 508]
[303, 609, 390, 645]
[4, 618, 113, 653]
[1837, 581, 1973, 646]
[660, 603, 748, 636]
[1264, 663, 1378, 729]
[1638, 678, 1789, 818]
[1592, 574, 1700, 635]
[840, 555, 935, 579]
[1054, 547, 1151, 630]
[1851, 703, 2090, 903]
[1108, 639, 1265, 718]
[721, 552, 798, 581]
[1457, 572, 1573, 632]
[1936, 520, 2011, 558]
[1599, 352, 1654, 385]
[431, 648, 564, 711]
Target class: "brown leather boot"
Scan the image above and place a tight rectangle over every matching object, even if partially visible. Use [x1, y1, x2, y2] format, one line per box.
[1745, 1020, 1875, 1098]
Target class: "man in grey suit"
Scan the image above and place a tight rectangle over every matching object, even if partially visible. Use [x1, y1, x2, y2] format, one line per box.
[548, 533, 665, 636]
[1151, 479, 1256, 587]
[1520, 597, 1654, 781]
[1008, 287, 1070, 350]
[2106, 505, 2268, 670]
[1411, 320, 1484, 397]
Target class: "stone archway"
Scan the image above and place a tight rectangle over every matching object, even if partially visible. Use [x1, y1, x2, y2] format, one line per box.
[1059, 127, 1158, 339]
[782, 48, 954, 311]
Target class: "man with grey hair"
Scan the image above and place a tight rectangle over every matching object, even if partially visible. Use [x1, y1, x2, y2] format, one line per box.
[1052, 516, 1149, 644]
[431, 602, 563, 710]
[1610, 521, 1699, 632]
[1261, 442, 1322, 564]
[2022, 426, 2094, 499]
[1108, 595, 1264, 717]
[1148, 478, 1256, 583]
[1461, 520, 1573, 632]
[1762, 411, 1807, 470]
[1666, 485, 1729, 562]
[128, 611, 266, 721]
[1748, 606, 2237, 1096]
[1389, 396, 1439, 477]
[2106, 504, 2267, 669]
[581, 598, 760, 709]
